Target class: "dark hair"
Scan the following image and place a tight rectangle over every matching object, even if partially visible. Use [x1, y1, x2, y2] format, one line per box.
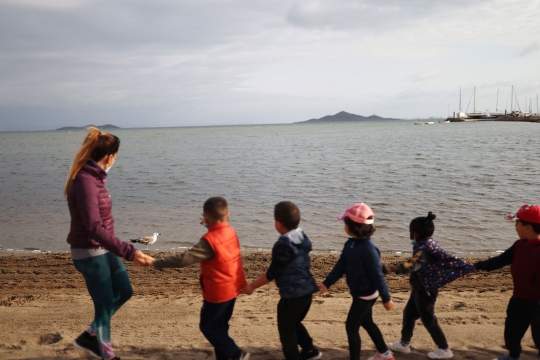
[203, 197, 229, 221]
[410, 212, 436, 240]
[344, 217, 376, 238]
[519, 220, 540, 235]
[90, 134, 120, 162]
[274, 201, 301, 231]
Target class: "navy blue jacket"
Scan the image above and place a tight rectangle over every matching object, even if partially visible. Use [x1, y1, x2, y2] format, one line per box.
[323, 237, 391, 303]
[271, 228, 318, 299]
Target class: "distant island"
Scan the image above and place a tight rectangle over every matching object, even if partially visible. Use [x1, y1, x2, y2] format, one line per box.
[295, 111, 401, 123]
[55, 124, 121, 131]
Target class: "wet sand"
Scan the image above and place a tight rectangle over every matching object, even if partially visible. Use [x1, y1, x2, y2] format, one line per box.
[1, 251, 537, 359]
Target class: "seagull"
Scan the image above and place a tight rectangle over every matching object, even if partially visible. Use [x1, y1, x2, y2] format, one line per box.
[130, 233, 161, 250]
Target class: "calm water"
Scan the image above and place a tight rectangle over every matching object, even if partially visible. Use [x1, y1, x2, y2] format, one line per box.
[0, 121, 538, 255]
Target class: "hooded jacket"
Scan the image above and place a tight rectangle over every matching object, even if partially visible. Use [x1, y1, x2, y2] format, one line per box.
[323, 237, 391, 303]
[66, 160, 137, 261]
[271, 228, 318, 299]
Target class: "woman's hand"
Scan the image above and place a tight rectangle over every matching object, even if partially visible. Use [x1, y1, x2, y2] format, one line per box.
[133, 251, 155, 267]
[317, 283, 328, 293]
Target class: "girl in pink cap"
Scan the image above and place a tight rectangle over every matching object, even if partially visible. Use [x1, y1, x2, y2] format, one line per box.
[318, 203, 395, 360]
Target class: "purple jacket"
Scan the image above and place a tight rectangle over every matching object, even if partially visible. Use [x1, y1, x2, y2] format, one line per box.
[66, 160, 137, 261]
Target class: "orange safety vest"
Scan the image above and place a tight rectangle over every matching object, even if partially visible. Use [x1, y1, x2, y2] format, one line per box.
[200, 222, 247, 303]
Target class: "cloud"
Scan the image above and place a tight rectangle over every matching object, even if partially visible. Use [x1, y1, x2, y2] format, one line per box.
[518, 41, 540, 57]
[409, 70, 440, 82]
[1, 0, 540, 130]
[285, 0, 486, 31]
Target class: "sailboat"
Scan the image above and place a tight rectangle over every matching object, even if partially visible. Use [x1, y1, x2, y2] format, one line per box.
[466, 87, 487, 119]
[450, 86, 468, 122]
[488, 88, 505, 118]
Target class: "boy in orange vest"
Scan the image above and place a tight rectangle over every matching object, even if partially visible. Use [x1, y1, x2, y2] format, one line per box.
[149, 197, 250, 360]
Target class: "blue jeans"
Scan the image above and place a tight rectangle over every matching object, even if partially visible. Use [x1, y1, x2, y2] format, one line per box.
[73, 252, 133, 359]
[200, 298, 241, 360]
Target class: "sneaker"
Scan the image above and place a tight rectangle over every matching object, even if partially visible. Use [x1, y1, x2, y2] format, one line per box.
[492, 355, 520, 360]
[72, 331, 101, 358]
[387, 341, 411, 354]
[301, 347, 323, 360]
[231, 350, 251, 360]
[427, 347, 453, 359]
[368, 350, 395, 360]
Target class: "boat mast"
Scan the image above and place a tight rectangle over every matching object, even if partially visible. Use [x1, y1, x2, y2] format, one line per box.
[474, 86, 476, 113]
[496, 88, 499, 112]
[459, 85, 462, 112]
[537, 94, 539, 115]
[511, 85, 513, 112]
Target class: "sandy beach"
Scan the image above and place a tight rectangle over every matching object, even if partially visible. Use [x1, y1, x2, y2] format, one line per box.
[1, 251, 537, 360]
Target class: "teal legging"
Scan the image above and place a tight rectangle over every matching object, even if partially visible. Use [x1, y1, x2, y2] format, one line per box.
[73, 252, 133, 359]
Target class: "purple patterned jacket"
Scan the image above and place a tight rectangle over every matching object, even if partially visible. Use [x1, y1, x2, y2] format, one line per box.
[397, 238, 474, 293]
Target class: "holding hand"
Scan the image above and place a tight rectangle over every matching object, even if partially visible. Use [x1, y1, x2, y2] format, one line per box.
[133, 250, 155, 267]
[317, 283, 328, 293]
[241, 284, 255, 295]
[383, 265, 397, 274]
[383, 299, 394, 311]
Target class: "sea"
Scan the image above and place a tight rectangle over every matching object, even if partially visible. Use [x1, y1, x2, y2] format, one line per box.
[0, 121, 538, 256]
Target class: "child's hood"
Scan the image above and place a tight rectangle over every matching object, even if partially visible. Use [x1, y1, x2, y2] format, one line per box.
[281, 228, 312, 250]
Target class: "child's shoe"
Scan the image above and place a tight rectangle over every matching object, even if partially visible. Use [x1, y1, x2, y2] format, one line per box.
[427, 347, 453, 359]
[368, 350, 395, 360]
[72, 331, 101, 358]
[492, 355, 520, 360]
[387, 341, 411, 354]
[300, 347, 322, 360]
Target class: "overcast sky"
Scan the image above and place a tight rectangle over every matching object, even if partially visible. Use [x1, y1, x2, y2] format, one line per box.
[1, 0, 539, 130]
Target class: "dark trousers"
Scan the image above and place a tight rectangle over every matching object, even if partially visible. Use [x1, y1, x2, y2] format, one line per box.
[277, 294, 315, 360]
[504, 296, 540, 359]
[200, 298, 241, 360]
[346, 297, 388, 360]
[401, 288, 448, 349]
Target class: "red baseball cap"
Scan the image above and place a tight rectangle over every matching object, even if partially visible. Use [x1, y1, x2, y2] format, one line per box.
[338, 203, 374, 224]
[505, 204, 540, 224]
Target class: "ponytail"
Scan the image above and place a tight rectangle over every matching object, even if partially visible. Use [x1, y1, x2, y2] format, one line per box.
[410, 212, 436, 239]
[64, 127, 120, 196]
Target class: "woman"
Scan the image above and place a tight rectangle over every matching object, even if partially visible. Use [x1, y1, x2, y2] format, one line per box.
[65, 127, 152, 360]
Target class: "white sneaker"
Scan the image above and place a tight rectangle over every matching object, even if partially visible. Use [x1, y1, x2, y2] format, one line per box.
[368, 350, 395, 360]
[387, 341, 411, 354]
[427, 347, 453, 359]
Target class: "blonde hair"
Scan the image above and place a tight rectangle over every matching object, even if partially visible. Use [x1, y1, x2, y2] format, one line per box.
[64, 127, 120, 196]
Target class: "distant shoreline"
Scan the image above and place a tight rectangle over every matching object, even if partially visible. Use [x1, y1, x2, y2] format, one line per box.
[55, 124, 120, 131]
[295, 111, 403, 123]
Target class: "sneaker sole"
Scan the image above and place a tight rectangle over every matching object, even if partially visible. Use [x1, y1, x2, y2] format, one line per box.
[72, 340, 101, 358]
[427, 354, 453, 359]
[388, 346, 410, 354]
[307, 352, 322, 360]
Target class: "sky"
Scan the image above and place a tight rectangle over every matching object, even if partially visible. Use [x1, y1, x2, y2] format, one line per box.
[1, 0, 539, 130]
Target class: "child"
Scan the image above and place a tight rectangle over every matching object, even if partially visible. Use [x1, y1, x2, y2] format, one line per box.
[474, 204, 540, 360]
[148, 197, 250, 360]
[318, 203, 395, 360]
[385, 212, 474, 359]
[242, 201, 322, 360]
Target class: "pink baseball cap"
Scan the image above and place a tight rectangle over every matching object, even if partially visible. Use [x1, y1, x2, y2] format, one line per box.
[338, 203, 375, 224]
[505, 204, 540, 224]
